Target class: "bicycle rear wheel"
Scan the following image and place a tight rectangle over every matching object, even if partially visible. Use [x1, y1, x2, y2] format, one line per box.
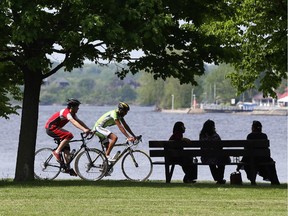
[74, 148, 108, 181]
[34, 148, 61, 180]
[121, 150, 153, 181]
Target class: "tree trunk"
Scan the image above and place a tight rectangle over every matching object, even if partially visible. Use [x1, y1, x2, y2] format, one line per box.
[14, 69, 42, 181]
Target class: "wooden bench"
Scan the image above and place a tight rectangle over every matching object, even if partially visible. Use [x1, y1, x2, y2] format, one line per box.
[149, 140, 273, 184]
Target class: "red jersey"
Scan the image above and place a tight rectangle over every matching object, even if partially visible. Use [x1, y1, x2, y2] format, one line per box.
[45, 108, 77, 130]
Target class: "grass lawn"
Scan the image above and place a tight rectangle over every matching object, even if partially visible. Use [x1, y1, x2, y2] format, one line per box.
[0, 180, 287, 216]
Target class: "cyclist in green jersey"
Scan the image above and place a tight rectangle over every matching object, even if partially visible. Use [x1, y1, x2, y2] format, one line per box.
[93, 102, 136, 162]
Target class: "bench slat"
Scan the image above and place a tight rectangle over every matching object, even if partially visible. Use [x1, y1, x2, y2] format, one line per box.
[149, 140, 269, 148]
[150, 149, 270, 157]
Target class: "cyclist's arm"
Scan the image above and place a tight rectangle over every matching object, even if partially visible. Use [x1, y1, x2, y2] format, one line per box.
[115, 119, 134, 139]
[76, 118, 90, 130]
[70, 118, 90, 133]
[119, 118, 136, 138]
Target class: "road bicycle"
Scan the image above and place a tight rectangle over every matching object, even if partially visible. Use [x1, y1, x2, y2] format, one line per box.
[34, 132, 108, 181]
[97, 135, 153, 181]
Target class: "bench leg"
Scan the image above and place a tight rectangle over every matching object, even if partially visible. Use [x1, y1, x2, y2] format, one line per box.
[250, 164, 257, 185]
[165, 164, 175, 183]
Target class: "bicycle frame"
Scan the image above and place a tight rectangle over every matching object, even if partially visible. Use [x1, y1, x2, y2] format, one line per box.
[46, 133, 95, 173]
[99, 135, 142, 170]
[61, 133, 95, 167]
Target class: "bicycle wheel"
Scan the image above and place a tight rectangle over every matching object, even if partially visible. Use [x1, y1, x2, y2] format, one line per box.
[74, 148, 108, 181]
[34, 148, 61, 180]
[121, 150, 153, 181]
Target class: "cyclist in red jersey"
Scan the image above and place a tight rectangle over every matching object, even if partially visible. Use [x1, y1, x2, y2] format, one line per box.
[45, 99, 91, 171]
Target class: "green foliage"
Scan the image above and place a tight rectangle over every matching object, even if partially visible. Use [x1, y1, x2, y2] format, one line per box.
[136, 73, 203, 109]
[136, 73, 165, 106]
[0, 63, 22, 118]
[206, 0, 287, 97]
[1, 0, 286, 117]
[40, 63, 283, 108]
[203, 64, 238, 104]
[40, 64, 139, 105]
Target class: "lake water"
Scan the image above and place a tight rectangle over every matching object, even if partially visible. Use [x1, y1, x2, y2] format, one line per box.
[0, 105, 287, 183]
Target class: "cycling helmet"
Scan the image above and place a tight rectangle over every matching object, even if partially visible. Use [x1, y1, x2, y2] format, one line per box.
[67, 98, 81, 108]
[118, 102, 130, 112]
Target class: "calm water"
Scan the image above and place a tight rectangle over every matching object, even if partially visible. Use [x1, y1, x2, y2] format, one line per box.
[0, 105, 287, 183]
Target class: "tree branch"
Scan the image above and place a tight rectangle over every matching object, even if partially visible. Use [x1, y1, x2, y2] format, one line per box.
[42, 60, 65, 79]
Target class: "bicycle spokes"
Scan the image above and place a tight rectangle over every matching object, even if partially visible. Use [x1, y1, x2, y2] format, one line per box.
[74, 148, 108, 181]
[121, 150, 153, 181]
[129, 152, 139, 168]
[34, 148, 61, 180]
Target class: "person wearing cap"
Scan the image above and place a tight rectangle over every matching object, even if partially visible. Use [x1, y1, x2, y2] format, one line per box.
[93, 102, 136, 162]
[45, 98, 91, 175]
[237, 120, 280, 185]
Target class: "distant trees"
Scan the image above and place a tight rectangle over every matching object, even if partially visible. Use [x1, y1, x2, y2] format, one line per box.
[136, 64, 245, 108]
[40, 63, 284, 108]
[40, 64, 139, 105]
[136, 74, 164, 106]
[78, 79, 96, 93]
[136, 68, 202, 109]
[203, 64, 238, 104]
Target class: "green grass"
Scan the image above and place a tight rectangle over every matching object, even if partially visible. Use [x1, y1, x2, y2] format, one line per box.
[0, 180, 287, 216]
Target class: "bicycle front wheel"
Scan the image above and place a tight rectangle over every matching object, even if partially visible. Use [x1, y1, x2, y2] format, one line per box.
[34, 148, 61, 180]
[121, 150, 153, 181]
[74, 148, 108, 181]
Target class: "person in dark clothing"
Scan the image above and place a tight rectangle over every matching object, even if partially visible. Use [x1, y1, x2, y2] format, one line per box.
[199, 119, 229, 184]
[169, 121, 197, 183]
[237, 121, 280, 185]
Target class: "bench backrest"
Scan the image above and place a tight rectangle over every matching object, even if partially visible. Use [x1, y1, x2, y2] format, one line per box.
[149, 140, 270, 158]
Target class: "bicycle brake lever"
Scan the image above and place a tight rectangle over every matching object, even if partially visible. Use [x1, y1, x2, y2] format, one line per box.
[87, 133, 94, 140]
[137, 135, 142, 142]
[81, 132, 91, 140]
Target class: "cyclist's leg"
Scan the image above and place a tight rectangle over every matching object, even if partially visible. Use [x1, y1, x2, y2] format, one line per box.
[95, 127, 117, 157]
[106, 133, 117, 157]
[94, 131, 109, 150]
[61, 146, 77, 176]
[46, 128, 73, 162]
[62, 146, 71, 164]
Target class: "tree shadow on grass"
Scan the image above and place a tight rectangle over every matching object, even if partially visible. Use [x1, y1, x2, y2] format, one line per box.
[0, 178, 287, 189]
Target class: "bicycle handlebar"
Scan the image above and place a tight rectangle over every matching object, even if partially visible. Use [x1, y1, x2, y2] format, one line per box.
[130, 135, 142, 145]
[81, 131, 95, 140]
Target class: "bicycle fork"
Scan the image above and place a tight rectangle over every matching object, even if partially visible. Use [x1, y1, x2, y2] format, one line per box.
[128, 150, 139, 168]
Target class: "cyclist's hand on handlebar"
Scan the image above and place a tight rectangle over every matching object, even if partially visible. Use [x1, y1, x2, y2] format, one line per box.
[82, 129, 95, 140]
[83, 128, 91, 134]
[82, 129, 91, 138]
[127, 137, 136, 142]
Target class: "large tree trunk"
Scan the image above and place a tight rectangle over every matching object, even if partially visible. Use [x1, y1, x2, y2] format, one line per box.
[14, 69, 42, 181]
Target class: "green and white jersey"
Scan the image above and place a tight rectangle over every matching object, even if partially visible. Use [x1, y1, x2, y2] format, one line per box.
[93, 109, 121, 129]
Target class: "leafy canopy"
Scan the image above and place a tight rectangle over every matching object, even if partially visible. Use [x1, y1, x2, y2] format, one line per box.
[0, 0, 286, 116]
[204, 0, 287, 97]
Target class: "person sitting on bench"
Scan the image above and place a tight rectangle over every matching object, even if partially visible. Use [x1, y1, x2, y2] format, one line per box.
[199, 119, 230, 184]
[237, 120, 280, 185]
[169, 121, 197, 183]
